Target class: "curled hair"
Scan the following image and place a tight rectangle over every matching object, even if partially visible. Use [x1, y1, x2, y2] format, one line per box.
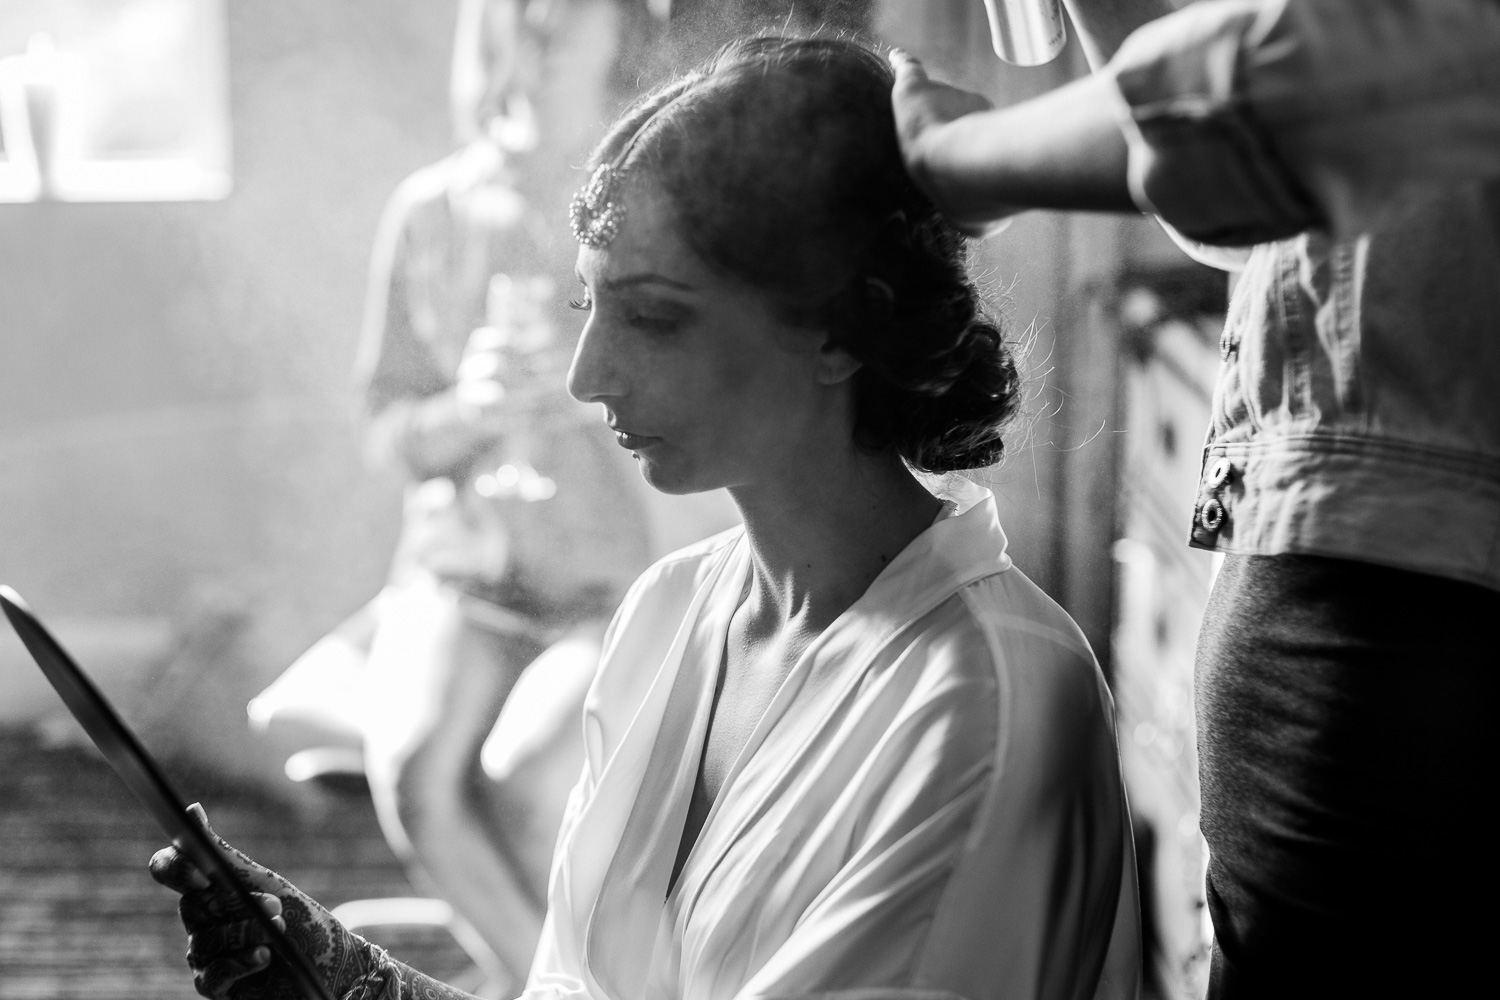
[587, 36, 1020, 473]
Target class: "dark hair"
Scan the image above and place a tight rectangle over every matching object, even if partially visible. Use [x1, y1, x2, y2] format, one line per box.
[586, 36, 1020, 474]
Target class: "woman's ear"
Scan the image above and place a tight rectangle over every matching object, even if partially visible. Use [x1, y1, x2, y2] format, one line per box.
[814, 337, 863, 385]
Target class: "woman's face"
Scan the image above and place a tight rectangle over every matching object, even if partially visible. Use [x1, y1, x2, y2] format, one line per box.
[568, 182, 855, 496]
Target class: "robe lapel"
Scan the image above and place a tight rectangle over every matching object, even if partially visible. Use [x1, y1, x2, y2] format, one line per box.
[584, 536, 751, 1000]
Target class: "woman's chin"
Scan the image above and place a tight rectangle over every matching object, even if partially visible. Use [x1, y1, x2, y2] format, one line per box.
[636, 455, 714, 496]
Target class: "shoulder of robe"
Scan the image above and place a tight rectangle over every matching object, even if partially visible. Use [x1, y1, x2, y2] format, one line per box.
[954, 567, 1114, 746]
[903, 601, 1004, 707]
[616, 524, 745, 617]
[585, 525, 746, 724]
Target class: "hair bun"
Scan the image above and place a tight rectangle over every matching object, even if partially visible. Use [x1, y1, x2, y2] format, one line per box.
[847, 302, 1020, 474]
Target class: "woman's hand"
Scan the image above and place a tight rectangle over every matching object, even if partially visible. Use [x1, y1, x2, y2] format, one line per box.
[148, 804, 394, 1000]
[888, 49, 1016, 237]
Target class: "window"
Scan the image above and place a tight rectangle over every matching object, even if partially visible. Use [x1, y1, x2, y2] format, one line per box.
[0, 0, 230, 202]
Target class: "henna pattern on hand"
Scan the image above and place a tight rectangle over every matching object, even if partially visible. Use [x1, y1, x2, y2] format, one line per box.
[155, 829, 484, 1000]
[393, 961, 485, 1000]
[184, 883, 481, 1000]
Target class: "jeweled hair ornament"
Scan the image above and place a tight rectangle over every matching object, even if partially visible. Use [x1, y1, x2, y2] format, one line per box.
[569, 90, 692, 249]
[569, 162, 626, 249]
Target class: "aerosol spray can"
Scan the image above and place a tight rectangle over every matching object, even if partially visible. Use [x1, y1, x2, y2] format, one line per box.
[981, 0, 1069, 66]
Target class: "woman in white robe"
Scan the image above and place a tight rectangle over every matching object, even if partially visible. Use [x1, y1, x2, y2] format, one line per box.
[531, 483, 1138, 1000]
[149, 36, 1138, 1000]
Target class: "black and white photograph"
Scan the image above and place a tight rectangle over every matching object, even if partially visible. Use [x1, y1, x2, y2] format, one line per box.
[2, 1, 1496, 998]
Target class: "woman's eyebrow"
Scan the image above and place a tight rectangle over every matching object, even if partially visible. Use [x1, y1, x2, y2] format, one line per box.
[600, 273, 697, 292]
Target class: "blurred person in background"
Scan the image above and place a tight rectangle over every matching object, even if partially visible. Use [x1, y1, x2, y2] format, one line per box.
[153, 36, 1138, 1000]
[346, 0, 733, 989]
[890, 1, 1500, 997]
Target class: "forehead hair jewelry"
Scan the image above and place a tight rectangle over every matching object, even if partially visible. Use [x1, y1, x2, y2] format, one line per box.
[569, 162, 626, 249]
[569, 88, 693, 249]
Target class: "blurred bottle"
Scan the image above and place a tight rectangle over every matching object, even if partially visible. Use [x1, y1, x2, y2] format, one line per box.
[0, 34, 85, 201]
[459, 273, 560, 503]
[981, 0, 1068, 66]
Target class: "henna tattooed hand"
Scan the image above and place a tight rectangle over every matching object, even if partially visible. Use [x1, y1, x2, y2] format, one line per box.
[148, 803, 397, 1000]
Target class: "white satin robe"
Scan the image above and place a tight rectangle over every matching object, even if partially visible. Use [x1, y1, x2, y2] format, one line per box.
[519, 489, 1139, 1000]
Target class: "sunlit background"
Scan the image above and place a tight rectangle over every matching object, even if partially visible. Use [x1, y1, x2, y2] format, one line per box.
[0, 2, 1219, 998]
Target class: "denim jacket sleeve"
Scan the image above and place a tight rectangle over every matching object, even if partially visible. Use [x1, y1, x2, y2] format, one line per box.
[1105, 0, 1500, 246]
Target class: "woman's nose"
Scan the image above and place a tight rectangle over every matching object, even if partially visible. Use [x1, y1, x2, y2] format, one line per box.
[566, 314, 622, 403]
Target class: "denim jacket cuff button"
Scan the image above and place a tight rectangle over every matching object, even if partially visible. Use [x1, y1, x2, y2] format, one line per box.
[1197, 497, 1226, 533]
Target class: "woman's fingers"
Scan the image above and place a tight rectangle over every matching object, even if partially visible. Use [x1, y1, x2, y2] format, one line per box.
[257, 891, 284, 920]
[183, 803, 297, 896]
[193, 945, 273, 1000]
[149, 845, 210, 894]
[179, 889, 284, 933]
[186, 914, 275, 967]
[179, 887, 246, 928]
[148, 810, 336, 997]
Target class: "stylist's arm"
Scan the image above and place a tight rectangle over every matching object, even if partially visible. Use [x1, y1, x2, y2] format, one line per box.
[888, 47, 1133, 237]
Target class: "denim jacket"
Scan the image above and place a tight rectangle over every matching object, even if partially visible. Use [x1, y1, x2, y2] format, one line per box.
[1187, 186, 1500, 592]
[1107, 0, 1500, 246]
[1102, 0, 1500, 590]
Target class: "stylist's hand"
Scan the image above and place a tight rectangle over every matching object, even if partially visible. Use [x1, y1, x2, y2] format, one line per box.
[889, 49, 1017, 237]
[148, 803, 391, 1000]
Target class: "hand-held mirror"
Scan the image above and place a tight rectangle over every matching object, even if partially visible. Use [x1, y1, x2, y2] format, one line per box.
[0, 585, 335, 1000]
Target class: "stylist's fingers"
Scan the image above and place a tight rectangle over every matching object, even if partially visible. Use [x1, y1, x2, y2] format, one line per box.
[887, 47, 1014, 237]
[889, 47, 992, 141]
[888, 47, 929, 86]
[889, 46, 934, 138]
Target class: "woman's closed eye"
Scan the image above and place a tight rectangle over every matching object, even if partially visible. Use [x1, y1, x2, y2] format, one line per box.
[621, 307, 686, 335]
[600, 299, 691, 336]
[569, 288, 683, 334]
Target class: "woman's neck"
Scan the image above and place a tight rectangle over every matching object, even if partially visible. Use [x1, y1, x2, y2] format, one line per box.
[727, 445, 943, 638]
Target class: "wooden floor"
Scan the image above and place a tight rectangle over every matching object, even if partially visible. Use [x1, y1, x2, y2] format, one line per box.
[0, 731, 474, 999]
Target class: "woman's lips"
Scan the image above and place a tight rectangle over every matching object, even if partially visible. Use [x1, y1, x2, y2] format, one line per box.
[612, 428, 659, 450]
